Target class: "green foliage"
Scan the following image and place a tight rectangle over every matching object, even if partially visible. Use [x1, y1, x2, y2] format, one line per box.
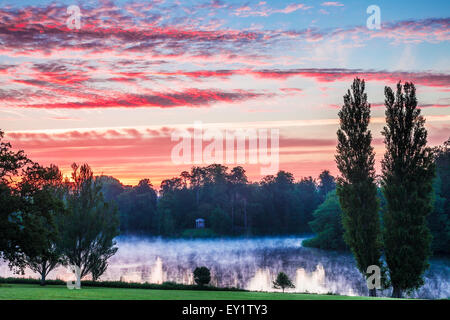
[60, 163, 120, 280]
[0, 277, 245, 292]
[0, 129, 30, 184]
[156, 208, 176, 236]
[273, 272, 295, 292]
[95, 164, 328, 237]
[181, 228, 217, 238]
[428, 139, 450, 255]
[16, 164, 66, 285]
[0, 131, 121, 284]
[193, 266, 211, 286]
[99, 177, 158, 234]
[335, 78, 382, 294]
[381, 82, 435, 298]
[318, 170, 336, 201]
[253, 172, 320, 235]
[0, 129, 30, 268]
[126, 165, 324, 237]
[303, 191, 348, 251]
[210, 207, 232, 235]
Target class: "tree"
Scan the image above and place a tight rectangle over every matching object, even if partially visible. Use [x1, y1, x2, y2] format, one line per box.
[318, 170, 336, 201]
[157, 208, 176, 236]
[335, 78, 382, 297]
[296, 177, 320, 232]
[60, 163, 119, 280]
[180, 171, 190, 188]
[428, 138, 450, 255]
[210, 207, 232, 235]
[193, 266, 211, 286]
[17, 164, 66, 285]
[190, 166, 206, 206]
[303, 191, 347, 251]
[273, 272, 295, 293]
[381, 82, 435, 298]
[0, 130, 29, 184]
[228, 166, 248, 234]
[0, 129, 30, 270]
[115, 178, 157, 234]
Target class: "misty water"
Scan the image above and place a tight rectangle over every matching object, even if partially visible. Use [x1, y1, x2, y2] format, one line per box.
[1, 236, 449, 299]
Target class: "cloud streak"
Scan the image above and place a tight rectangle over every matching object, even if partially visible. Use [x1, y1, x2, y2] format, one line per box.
[11, 89, 265, 109]
[159, 68, 450, 88]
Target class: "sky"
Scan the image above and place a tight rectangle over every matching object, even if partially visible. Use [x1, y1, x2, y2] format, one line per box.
[0, 0, 449, 186]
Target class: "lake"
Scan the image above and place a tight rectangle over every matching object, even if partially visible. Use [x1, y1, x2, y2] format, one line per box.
[1, 236, 449, 299]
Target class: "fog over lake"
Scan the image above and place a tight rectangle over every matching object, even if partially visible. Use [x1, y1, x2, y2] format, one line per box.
[1, 236, 449, 299]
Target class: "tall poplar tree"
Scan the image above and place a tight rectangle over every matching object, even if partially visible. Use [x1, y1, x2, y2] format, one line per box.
[382, 82, 435, 298]
[335, 78, 382, 297]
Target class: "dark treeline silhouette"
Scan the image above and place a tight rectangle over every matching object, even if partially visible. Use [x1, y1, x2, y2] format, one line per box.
[99, 165, 336, 237]
[428, 139, 450, 255]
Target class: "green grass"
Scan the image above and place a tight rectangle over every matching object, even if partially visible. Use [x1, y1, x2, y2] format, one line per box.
[0, 284, 388, 300]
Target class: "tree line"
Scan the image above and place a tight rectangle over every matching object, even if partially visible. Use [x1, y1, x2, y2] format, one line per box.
[100, 165, 336, 237]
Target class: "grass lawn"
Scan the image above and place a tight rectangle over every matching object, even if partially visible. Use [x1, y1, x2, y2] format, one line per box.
[0, 284, 388, 300]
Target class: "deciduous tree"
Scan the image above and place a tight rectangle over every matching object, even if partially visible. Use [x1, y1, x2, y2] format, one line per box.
[273, 272, 295, 293]
[0, 129, 30, 270]
[18, 164, 66, 285]
[60, 163, 119, 280]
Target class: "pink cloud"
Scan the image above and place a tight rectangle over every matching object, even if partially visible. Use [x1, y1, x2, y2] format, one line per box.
[321, 2, 344, 7]
[158, 68, 450, 88]
[12, 89, 265, 109]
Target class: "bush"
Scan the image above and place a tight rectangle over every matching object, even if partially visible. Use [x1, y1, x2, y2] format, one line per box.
[193, 267, 211, 286]
[0, 277, 244, 291]
[273, 272, 295, 293]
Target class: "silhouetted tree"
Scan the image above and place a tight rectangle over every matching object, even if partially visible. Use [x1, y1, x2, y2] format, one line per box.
[60, 163, 119, 280]
[335, 78, 382, 297]
[210, 207, 232, 235]
[0, 129, 30, 271]
[382, 82, 435, 298]
[193, 266, 211, 286]
[228, 166, 248, 233]
[428, 138, 450, 255]
[18, 164, 66, 285]
[296, 177, 320, 232]
[273, 272, 295, 293]
[318, 170, 336, 201]
[116, 178, 157, 234]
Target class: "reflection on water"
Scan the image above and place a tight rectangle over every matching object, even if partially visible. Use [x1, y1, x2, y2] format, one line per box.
[295, 264, 328, 294]
[1, 236, 449, 299]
